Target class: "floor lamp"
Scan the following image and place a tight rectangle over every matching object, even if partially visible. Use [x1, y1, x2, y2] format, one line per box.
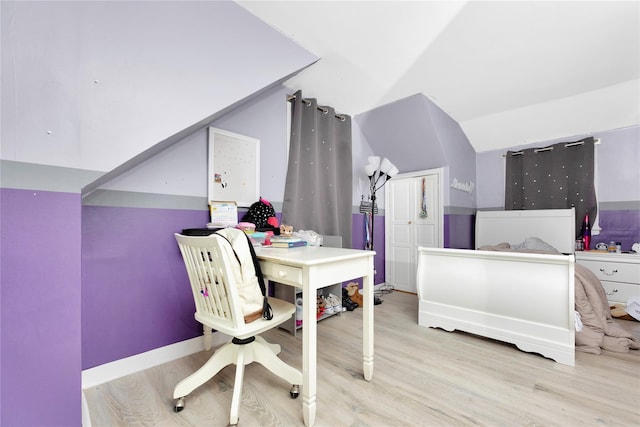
[364, 156, 399, 251]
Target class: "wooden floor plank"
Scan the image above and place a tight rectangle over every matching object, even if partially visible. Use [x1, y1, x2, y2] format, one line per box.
[84, 291, 640, 427]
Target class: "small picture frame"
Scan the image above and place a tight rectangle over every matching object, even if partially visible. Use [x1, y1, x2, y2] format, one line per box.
[208, 201, 238, 228]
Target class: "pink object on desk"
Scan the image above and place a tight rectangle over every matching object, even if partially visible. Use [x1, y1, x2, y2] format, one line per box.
[237, 222, 255, 234]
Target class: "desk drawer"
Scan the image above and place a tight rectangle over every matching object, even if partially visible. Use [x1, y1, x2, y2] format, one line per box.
[261, 262, 302, 285]
[600, 281, 640, 304]
[578, 260, 640, 285]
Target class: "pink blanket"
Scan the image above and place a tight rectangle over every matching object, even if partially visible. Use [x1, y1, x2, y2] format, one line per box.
[574, 263, 639, 354]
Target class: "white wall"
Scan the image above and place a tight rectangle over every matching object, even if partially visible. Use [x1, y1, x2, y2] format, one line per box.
[1, 1, 316, 173]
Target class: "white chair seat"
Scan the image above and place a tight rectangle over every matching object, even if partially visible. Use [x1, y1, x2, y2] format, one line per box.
[196, 297, 295, 340]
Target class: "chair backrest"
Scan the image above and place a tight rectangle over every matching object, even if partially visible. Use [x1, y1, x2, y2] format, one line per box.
[175, 233, 248, 333]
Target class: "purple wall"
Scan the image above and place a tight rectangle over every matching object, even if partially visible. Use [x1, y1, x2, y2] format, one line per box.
[591, 210, 640, 253]
[1, 189, 81, 426]
[351, 213, 385, 285]
[444, 213, 475, 249]
[82, 206, 208, 368]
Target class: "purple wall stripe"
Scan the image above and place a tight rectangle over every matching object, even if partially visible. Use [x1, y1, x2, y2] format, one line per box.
[446, 214, 475, 249]
[81, 206, 208, 369]
[1, 189, 81, 426]
[592, 210, 640, 252]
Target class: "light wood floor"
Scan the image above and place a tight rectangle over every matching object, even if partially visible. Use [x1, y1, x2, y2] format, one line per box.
[84, 291, 640, 427]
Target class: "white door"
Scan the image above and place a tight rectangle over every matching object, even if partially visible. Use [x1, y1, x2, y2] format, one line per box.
[386, 177, 414, 293]
[385, 170, 442, 293]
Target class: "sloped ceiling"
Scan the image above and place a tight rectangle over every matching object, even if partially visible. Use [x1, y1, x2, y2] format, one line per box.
[237, 1, 639, 152]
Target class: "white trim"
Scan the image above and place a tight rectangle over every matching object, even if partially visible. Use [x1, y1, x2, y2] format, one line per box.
[592, 142, 601, 235]
[81, 333, 229, 390]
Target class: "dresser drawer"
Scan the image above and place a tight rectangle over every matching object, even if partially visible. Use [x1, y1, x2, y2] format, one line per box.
[260, 262, 302, 286]
[600, 280, 640, 304]
[578, 259, 640, 285]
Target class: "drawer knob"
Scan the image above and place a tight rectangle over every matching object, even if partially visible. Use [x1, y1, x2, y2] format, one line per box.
[606, 288, 619, 295]
[599, 268, 618, 276]
[277, 271, 287, 278]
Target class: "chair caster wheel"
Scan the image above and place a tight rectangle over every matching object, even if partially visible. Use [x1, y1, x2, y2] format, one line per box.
[174, 397, 185, 412]
[290, 384, 300, 398]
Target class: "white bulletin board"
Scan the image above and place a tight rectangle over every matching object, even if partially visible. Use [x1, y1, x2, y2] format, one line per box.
[208, 127, 260, 207]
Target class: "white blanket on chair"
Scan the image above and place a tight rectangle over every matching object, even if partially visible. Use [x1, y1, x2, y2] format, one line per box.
[216, 228, 264, 322]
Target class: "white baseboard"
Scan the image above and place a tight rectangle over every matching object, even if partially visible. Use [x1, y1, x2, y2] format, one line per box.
[81, 333, 228, 390]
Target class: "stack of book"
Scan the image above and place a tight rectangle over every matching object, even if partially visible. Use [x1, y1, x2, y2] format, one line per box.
[269, 236, 307, 248]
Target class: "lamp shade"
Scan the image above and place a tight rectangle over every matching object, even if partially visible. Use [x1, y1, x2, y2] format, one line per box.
[364, 163, 378, 177]
[367, 156, 381, 169]
[379, 158, 394, 174]
[388, 165, 399, 178]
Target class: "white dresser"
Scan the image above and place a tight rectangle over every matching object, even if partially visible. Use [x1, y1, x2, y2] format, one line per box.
[575, 251, 640, 304]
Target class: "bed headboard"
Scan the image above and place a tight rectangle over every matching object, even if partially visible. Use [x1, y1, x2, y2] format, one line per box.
[475, 208, 575, 254]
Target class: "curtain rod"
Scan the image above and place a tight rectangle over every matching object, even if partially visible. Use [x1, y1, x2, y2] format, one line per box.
[504, 138, 601, 157]
[287, 94, 346, 122]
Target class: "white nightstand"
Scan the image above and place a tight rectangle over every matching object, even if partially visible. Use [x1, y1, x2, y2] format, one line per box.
[575, 251, 640, 305]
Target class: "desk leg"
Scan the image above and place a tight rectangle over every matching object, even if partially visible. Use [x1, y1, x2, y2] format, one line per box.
[302, 274, 317, 427]
[362, 259, 374, 381]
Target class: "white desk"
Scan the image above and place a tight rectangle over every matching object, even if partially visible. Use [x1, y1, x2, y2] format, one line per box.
[255, 245, 376, 427]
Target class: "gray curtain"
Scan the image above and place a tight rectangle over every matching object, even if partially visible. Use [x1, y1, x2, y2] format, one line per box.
[282, 90, 353, 248]
[505, 137, 597, 238]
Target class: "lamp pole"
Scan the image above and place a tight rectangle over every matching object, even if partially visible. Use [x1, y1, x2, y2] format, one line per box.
[369, 189, 377, 251]
[364, 156, 398, 252]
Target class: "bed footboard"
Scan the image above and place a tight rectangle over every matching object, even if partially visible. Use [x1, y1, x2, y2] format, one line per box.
[417, 247, 575, 366]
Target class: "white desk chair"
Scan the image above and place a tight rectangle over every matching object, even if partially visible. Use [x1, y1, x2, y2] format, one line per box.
[173, 233, 301, 426]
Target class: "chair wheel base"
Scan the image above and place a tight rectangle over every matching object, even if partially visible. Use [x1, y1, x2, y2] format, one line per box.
[174, 397, 185, 412]
[290, 384, 300, 398]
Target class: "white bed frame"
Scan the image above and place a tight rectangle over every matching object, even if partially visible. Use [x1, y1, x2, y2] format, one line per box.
[417, 208, 576, 366]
